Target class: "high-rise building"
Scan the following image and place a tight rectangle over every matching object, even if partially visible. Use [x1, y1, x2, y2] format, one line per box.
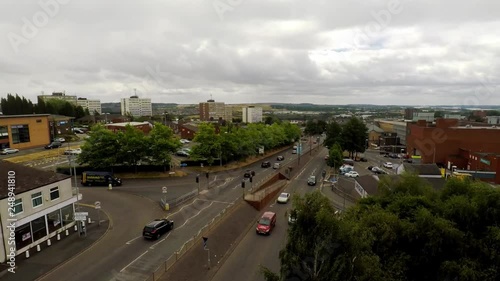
[77, 98, 101, 115]
[404, 108, 415, 120]
[120, 95, 152, 117]
[242, 106, 263, 123]
[199, 99, 231, 121]
[38, 92, 77, 105]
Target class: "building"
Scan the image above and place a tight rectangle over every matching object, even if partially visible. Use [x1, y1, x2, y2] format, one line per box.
[179, 123, 199, 140]
[444, 114, 462, 119]
[105, 122, 153, 134]
[76, 98, 101, 115]
[77, 114, 130, 126]
[455, 151, 500, 184]
[48, 115, 74, 140]
[396, 163, 443, 178]
[406, 118, 500, 165]
[472, 110, 487, 118]
[199, 99, 232, 121]
[487, 116, 500, 125]
[242, 106, 263, 123]
[404, 108, 415, 120]
[375, 120, 408, 145]
[412, 112, 435, 122]
[367, 124, 384, 147]
[120, 96, 152, 117]
[0, 161, 80, 263]
[38, 92, 77, 105]
[0, 114, 50, 149]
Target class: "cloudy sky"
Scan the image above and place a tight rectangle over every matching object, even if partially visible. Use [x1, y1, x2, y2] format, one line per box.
[0, 0, 499, 105]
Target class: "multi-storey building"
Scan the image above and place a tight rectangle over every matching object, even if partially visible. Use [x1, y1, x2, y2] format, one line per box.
[199, 99, 231, 121]
[76, 98, 101, 115]
[120, 96, 152, 117]
[242, 106, 263, 123]
[0, 114, 51, 149]
[37, 92, 77, 105]
[412, 112, 435, 122]
[404, 108, 415, 120]
[0, 161, 80, 263]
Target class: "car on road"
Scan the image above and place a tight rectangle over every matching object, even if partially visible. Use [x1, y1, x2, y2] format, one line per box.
[371, 166, 387, 174]
[244, 169, 255, 178]
[0, 148, 19, 155]
[143, 219, 174, 240]
[261, 161, 271, 168]
[273, 162, 281, 169]
[54, 137, 65, 143]
[276, 155, 284, 161]
[383, 162, 393, 169]
[277, 192, 290, 204]
[45, 141, 62, 149]
[64, 148, 82, 155]
[256, 211, 276, 235]
[345, 171, 360, 178]
[307, 175, 316, 186]
[81, 171, 122, 186]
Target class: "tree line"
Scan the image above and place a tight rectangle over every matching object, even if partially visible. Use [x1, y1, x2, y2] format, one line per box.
[0, 93, 90, 118]
[262, 175, 500, 281]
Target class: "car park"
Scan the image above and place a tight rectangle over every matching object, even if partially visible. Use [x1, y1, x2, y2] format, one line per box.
[142, 219, 174, 240]
[276, 155, 284, 161]
[244, 169, 255, 178]
[339, 165, 354, 175]
[345, 171, 360, 178]
[45, 141, 62, 149]
[256, 211, 276, 235]
[277, 193, 290, 204]
[383, 162, 393, 169]
[0, 148, 19, 155]
[261, 161, 271, 168]
[307, 175, 316, 186]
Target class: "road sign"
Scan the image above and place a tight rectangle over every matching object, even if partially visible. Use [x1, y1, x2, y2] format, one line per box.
[162, 186, 168, 194]
[74, 212, 88, 221]
[94, 201, 101, 209]
[203, 236, 208, 249]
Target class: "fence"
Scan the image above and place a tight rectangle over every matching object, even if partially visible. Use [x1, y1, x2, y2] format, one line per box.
[244, 180, 287, 201]
[146, 197, 240, 281]
[159, 189, 198, 210]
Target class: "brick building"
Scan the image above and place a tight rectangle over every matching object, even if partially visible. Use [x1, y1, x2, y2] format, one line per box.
[105, 122, 153, 134]
[406, 118, 500, 166]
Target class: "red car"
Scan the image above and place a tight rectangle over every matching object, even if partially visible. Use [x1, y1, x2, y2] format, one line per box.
[256, 212, 276, 235]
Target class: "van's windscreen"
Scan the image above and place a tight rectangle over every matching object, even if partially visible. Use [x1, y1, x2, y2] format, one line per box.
[259, 218, 270, 226]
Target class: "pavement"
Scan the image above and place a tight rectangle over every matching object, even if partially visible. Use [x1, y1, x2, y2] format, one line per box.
[0, 205, 109, 281]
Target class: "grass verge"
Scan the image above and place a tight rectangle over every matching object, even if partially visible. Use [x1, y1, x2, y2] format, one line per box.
[6, 145, 81, 163]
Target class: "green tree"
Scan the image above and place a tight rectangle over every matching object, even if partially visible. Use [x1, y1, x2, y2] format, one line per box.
[84, 108, 91, 116]
[147, 123, 181, 171]
[327, 143, 343, 169]
[78, 124, 120, 169]
[75, 106, 86, 119]
[116, 125, 149, 172]
[191, 123, 221, 166]
[341, 117, 367, 158]
[35, 98, 46, 113]
[59, 101, 76, 117]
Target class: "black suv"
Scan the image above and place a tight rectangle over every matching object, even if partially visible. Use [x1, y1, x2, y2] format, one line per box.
[45, 141, 62, 149]
[143, 219, 174, 240]
[261, 161, 271, 168]
[276, 155, 284, 161]
[244, 169, 255, 178]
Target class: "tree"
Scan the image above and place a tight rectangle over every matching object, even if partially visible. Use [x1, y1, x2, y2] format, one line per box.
[327, 143, 343, 170]
[191, 123, 221, 166]
[324, 121, 342, 149]
[78, 124, 120, 169]
[148, 123, 181, 171]
[75, 106, 86, 119]
[116, 125, 149, 172]
[0, 94, 34, 114]
[84, 108, 91, 116]
[59, 101, 76, 117]
[341, 117, 367, 158]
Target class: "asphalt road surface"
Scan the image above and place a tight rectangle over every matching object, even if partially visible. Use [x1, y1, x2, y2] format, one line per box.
[211, 147, 329, 281]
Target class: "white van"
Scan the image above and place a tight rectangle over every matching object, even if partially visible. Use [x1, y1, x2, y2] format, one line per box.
[273, 163, 281, 169]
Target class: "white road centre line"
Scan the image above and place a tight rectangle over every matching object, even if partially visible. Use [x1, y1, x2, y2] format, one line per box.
[176, 202, 214, 229]
[166, 199, 201, 218]
[125, 236, 142, 245]
[149, 233, 171, 250]
[120, 250, 149, 272]
[196, 199, 233, 204]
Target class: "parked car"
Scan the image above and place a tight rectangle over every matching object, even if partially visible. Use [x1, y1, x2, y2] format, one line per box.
[45, 141, 62, 149]
[292, 149, 297, 154]
[244, 169, 255, 178]
[72, 128, 85, 134]
[371, 166, 387, 174]
[261, 161, 271, 168]
[180, 139, 190, 144]
[367, 166, 374, 171]
[383, 162, 393, 169]
[307, 175, 316, 186]
[176, 150, 190, 157]
[64, 148, 82, 155]
[55, 137, 65, 142]
[339, 165, 354, 175]
[359, 157, 368, 162]
[0, 148, 19, 155]
[256, 211, 276, 235]
[345, 171, 360, 178]
[277, 193, 290, 204]
[276, 155, 284, 161]
[142, 219, 174, 240]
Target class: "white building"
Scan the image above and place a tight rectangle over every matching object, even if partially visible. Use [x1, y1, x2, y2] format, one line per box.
[120, 96, 152, 117]
[242, 106, 263, 123]
[412, 112, 435, 122]
[0, 161, 81, 263]
[487, 116, 500, 125]
[38, 92, 77, 105]
[77, 98, 101, 115]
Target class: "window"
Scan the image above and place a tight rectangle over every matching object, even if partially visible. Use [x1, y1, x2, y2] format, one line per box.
[61, 204, 74, 226]
[0, 126, 8, 140]
[31, 216, 47, 242]
[15, 223, 32, 250]
[47, 209, 62, 233]
[31, 192, 43, 208]
[13, 198, 23, 214]
[11, 124, 30, 144]
[36, 119, 42, 123]
[50, 187, 60, 200]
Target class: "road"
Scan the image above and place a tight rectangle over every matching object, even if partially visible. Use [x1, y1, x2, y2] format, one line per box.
[211, 146, 329, 281]
[39, 142, 319, 281]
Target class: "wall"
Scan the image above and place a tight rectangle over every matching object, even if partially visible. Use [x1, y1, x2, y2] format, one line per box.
[0, 115, 50, 149]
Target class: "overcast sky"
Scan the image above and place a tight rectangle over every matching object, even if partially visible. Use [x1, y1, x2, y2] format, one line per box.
[0, 0, 499, 105]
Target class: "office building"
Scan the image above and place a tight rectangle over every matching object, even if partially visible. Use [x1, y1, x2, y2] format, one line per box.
[77, 98, 101, 115]
[242, 106, 263, 123]
[412, 112, 435, 122]
[0, 114, 51, 149]
[120, 96, 152, 117]
[404, 108, 415, 120]
[199, 99, 231, 121]
[37, 92, 77, 105]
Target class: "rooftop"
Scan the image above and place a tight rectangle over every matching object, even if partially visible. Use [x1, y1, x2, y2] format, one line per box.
[0, 161, 70, 200]
[402, 163, 442, 176]
[452, 126, 500, 129]
[375, 119, 408, 126]
[0, 114, 50, 119]
[106, 121, 152, 127]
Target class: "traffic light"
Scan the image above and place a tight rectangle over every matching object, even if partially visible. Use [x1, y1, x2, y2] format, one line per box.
[206, 172, 209, 179]
[241, 181, 245, 188]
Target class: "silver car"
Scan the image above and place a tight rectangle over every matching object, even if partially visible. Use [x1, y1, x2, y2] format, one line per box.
[0, 148, 19, 155]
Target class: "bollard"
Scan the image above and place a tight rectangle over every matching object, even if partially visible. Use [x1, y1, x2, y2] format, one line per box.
[57, 234, 61, 241]
[108, 183, 112, 190]
[65, 229, 69, 236]
[47, 239, 51, 246]
[36, 244, 41, 252]
[74, 225, 78, 231]
[88, 217, 92, 224]
[25, 250, 30, 259]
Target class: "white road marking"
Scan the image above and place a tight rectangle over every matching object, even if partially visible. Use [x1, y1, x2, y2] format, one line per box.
[166, 199, 202, 218]
[120, 250, 149, 272]
[196, 199, 233, 205]
[176, 202, 214, 229]
[125, 236, 142, 245]
[41, 160, 69, 169]
[149, 232, 171, 250]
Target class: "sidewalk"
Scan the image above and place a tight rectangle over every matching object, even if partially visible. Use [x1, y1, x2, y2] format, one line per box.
[0, 206, 109, 281]
[158, 202, 259, 281]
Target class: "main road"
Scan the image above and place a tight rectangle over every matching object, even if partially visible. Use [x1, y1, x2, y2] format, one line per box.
[211, 146, 329, 281]
[38, 141, 319, 281]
